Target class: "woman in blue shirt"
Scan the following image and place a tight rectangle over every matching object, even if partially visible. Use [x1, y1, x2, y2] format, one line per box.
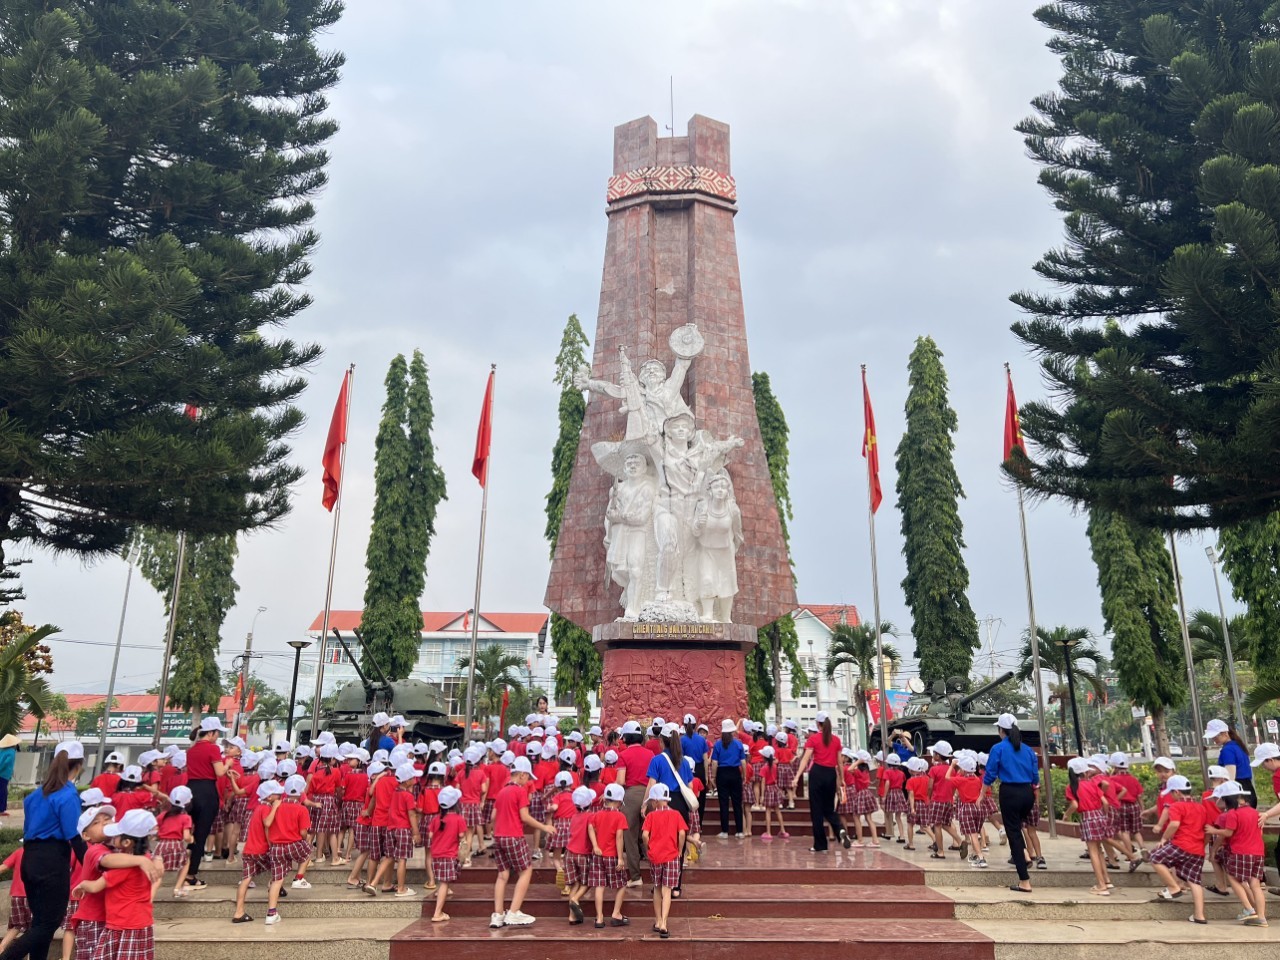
[706, 720, 748, 838]
[984, 714, 1040, 893]
[1206, 719, 1255, 806]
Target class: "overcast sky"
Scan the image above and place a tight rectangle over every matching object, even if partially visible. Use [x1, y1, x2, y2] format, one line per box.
[22, 1, 1232, 701]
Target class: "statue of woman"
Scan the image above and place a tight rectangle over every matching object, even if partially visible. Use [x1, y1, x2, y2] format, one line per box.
[600, 442, 658, 620]
[692, 470, 743, 623]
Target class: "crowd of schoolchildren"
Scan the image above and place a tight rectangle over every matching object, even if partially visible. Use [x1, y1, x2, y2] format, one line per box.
[7, 712, 1279, 956]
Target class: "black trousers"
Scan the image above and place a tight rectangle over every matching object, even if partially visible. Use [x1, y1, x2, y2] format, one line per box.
[1240, 777, 1258, 809]
[187, 778, 220, 878]
[0, 839, 70, 960]
[716, 766, 743, 835]
[808, 765, 844, 851]
[694, 761, 708, 823]
[670, 793, 691, 893]
[999, 782, 1036, 882]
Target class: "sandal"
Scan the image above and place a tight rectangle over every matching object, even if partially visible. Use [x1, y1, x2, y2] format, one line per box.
[611, 917, 630, 927]
[930, 854, 945, 860]
[1188, 916, 1207, 925]
[1089, 887, 1111, 897]
[431, 914, 450, 923]
[594, 920, 606, 929]
[1206, 885, 1231, 897]
[659, 928, 670, 939]
[1008, 884, 1032, 893]
[232, 914, 253, 924]
[1156, 889, 1184, 901]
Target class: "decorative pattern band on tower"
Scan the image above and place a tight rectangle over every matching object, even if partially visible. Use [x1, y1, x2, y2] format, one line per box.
[607, 165, 737, 204]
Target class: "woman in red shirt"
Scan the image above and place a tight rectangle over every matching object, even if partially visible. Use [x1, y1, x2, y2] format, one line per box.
[182, 717, 229, 892]
[793, 712, 851, 852]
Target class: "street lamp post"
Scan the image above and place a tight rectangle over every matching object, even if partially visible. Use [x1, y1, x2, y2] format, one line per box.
[233, 606, 267, 737]
[1057, 637, 1085, 755]
[1205, 546, 1248, 745]
[286, 638, 313, 743]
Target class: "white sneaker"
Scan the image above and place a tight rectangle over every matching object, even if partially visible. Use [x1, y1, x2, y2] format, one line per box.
[504, 909, 536, 926]
[264, 913, 281, 925]
[531, 850, 542, 860]
[394, 888, 416, 898]
[718, 832, 729, 839]
[203, 853, 213, 862]
[976, 858, 988, 869]
[489, 912, 505, 929]
[290, 878, 312, 889]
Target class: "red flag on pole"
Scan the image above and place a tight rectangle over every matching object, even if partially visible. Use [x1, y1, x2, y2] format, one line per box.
[245, 687, 256, 712]
[499, 686, 510, 731]
[861, 368, 883, 514]
[462, 610, 471, 632]
[1003, 368, 1027, 462]
[322, 369, 351, 511]
[472, 369, 495, 487]
[234, 674, 243, 703]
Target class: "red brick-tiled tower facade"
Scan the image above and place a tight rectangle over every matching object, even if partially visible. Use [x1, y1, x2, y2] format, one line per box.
[544, 115, 796, 644]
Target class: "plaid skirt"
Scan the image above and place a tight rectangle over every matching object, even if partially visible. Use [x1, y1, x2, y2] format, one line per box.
[355, 821, 381, 858]
[588, 853, 626, 889]
[980, 795, 998, 820]
[1221, 850, 1265, 883]
[432, 856, 459, 884]
[838, 790, 855, 816]
[1114, 802, 1142, 836]
[419, 823, 433, 850]
[241, 852, 271, 881]
[461, 803, 485, 829]
[1024, 801, 1041, 827]
[153, 838, 189, 871]
[549, 818, 572, 851]
[491, 835, 531, 874]
[312, 795, 340, 833]
[763, 784, 783, 809]
[7, 895, 29, 931]
[564, 852, 590, 887]
[211, 807, 225, 833]
[268, 839, 312, 882]
[688, 809, 701, 835]
[64, 897, 79, 927]
[957, 801, 986, 836]
[529, 790, 546, 822]
[927, 800, 955, 828]
[382, 826, 413, 861]
[852, 789, 878, 816]
[778, 761, 796, 791]
[341, 800, 363, 830]
[650, 859, 680, 889]
[1079, 807, 1112, 842]
[90, 926, 154, 960]
[481, 799, 495, 825]
[883, 789, 909, 815]
[228, 796, 250, 831]
[72, 918, 105, 960]
[1150, 842, 1204, 886]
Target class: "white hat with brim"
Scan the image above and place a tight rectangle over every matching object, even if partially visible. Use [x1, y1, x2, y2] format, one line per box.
[1251, 743, 1280, 766]
[55, 741, 85, 761]
[1153, 756, 1176, 770]
[1162, 775, 1192, 794]
[647, 783, 670, 802]
[105, 810, 157, 838]
[720, 719, 736, 733]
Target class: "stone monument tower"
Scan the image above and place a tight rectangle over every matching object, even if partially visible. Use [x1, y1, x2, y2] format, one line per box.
[544, 115, 796, 728]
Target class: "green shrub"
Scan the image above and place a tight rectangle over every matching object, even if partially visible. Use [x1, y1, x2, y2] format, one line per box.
[0, 827, 21, 863]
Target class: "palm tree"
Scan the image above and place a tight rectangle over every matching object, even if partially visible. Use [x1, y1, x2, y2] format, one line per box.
[0, 624, 59, 737]
[826, 622, 900, 749]
[1016, 625, 1107, 753]
[1187, 609, 1248, 713]
[247, 689, 291, 740]
[457, 645, 526, 737]
[1243, 677, 1280, 717]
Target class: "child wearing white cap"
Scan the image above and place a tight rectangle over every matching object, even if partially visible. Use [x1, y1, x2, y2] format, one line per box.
[365, 764, 421, 898]
[71, 811, 159, 960]
[304, 744, 345, 867]
[67, 804, 158, 960]
[90, 754, 124, 800]
[758, 746, 783, 840]
[416, 763, 446, 891]
[346, 761, 388, 891]
[264, 776, 314, 923]
[1148, 774, 1207, 921]
[155, 787, 194, 898]
[232, 781, 284, 924]
[1205, 780, 1268, 926]
[457, 748, 488, 868]
[481, 741, 510, 845]
[1062, 758, 1113, 895]
[641, 784, 685, 938]
[547, 771, 576, 892]
[427, 786, 465, 922]
[588, 783, 630, 928]
[563, 786, 597, 925]
[948, 756, 987, 868]
[490, 756, 555, 928]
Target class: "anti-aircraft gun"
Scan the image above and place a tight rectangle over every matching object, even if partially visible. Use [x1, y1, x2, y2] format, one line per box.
[293, 628, 463, 746]
[868, 671, 1040, 756]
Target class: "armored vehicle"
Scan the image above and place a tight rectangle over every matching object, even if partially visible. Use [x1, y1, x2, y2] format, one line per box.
[868, 671, 1040, 756]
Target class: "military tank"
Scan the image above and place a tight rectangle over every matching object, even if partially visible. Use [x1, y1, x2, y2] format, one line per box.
[868, 671, 1040, 756]
[293, 628, 464, 746]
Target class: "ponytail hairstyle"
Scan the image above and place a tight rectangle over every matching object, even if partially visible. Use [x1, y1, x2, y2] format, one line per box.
[684, 719, 696, 739]
[820, 716, 833, 748]
[167, 802, 186, 819]
[1223, 794, 1241, 810]
[663, 731, 684, 771]
[1227, 724, 1247, 751]
[720, 730, 733, 748]
[1067, 766, 1081, 798]
[765, 752, 775, 769]
[1006, 722, 1022, 752]
[41, 753, 83, 797]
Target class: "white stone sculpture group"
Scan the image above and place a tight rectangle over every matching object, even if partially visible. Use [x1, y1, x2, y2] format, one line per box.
[576, 324, 744, 624]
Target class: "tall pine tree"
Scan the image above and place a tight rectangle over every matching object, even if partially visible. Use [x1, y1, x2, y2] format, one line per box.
[544, 316, 598, 720]
[136, 530, 239, 717]
[750, 372, 806, 721]
[1011, 2, 1280, 528]
[1218, 514, 1280, 684]
[895, 337, 979, 684]
[0, 2, 344, 592]
[1086, 506, 1184, 755]
[361, 352, 446, 680]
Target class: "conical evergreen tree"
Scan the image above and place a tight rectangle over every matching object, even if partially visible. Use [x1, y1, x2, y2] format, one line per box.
[1218, 513, 1280, 683]
[1011, 2, 1280, 528]
[750, 371, 806, 721]
[0, 3, 344, 592]
[544, 316, 598, 720]
[361, 352, 446, 680]
[1086, 506, 1185, 754]
[895, 337, 979, 684]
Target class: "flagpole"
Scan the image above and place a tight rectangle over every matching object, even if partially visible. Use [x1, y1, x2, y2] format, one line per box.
[464, 364, 496, 739]
[1005, 363, 1056, 838]
[860, 366, 892, 819]
[152, 531, 186, 750]
[1168, 532, 1211, 788]
[310, 364, 354, 743]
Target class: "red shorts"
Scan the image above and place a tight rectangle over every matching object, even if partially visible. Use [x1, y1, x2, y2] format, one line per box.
[1150, 842, 1204, 886]
[7, 895, 29, 931]
[1024, 801, 1041, 827]
[1221, 850, 1265, 883]
[268, 839, 312, 882]
[1114, 803, 1142, 836]
[228, 796, 250, 831]
[153, 838, 189, 871]
[90, 927, 154, 960]
[72, 918, 105, 960]
[491, 835, 531, 874]
[650, 859, 680, 889]
[852, 789, 878, 816]
[883, 789, 909, 815]
[381, 826, 413, 861]
[588, 854, 626, 889]
[461, 803, 485, 829]
[355, 822, 380, 858]
[311, 795, 340, 833]
[957, 801, 986, 836]
[241, 853, 271, 881]
[762, 784, 782, 809]
[564, 852, 590, 887]
[548, 818, 572, 851]
[64, 897, 78, 928]
[432, 856, 459, 884]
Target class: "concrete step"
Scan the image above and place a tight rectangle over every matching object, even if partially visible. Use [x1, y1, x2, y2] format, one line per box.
[389, 916, 995, 960]
[53, 918, 410, 960]
[942, 884, 1280, 921]
[148, 889, 423, 920]
[923, 866, 1167, 888]
[969, 918, 1279, 959]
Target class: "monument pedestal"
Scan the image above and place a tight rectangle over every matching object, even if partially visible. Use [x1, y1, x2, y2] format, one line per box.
[593, 621, 756, 730]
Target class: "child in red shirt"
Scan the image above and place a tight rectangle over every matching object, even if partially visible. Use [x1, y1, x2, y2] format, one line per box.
[546, 772, 576, 892]
[418, 764, 445, 890]
[1149, 775, 1206, 922]
[641, 784, 686, 939]
[948, 757, 987, 868]
[459, 754, 488, 867]
[758, 746, 782, 840]
[265, 775, 313, 924]
[589, 783, 630, 927]
[368, 764, 420, 898]
[154, 787, 194, 898]
[305, 748, 343, 866]
[564, 787, 596, 924]
[491, 758, 555, 929]
[111, 766, 149, 820]
[428, 787, 466, 923]
[1205, 781, 1267, 926]
[90, 754, 123, 800]
[1063, 760, 1112, 895]
[1107, 755, 1146, 859]
[73, 810, 159, 960]
[232, 780, 282, 923]
[0, 847, 27, 948]
[347, 761, 386, 890]
[340, 755, 369, 861]
[903, 759, 929, 852]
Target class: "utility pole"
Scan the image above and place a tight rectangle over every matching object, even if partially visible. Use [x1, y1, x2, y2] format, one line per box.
[233, 606, 267, 737]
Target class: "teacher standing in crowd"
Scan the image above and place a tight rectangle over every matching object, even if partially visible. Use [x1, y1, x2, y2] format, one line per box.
[615, 720, 653, 886]
[680, 715, 709, 823]
[0, 742, 87, 960]
[707, 719, 748, 838]
[984, 713, 1039, 894]
[793, 711, 850, 852]
[183, 716, 230, 890]
[1205, 718, 1256, 806]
